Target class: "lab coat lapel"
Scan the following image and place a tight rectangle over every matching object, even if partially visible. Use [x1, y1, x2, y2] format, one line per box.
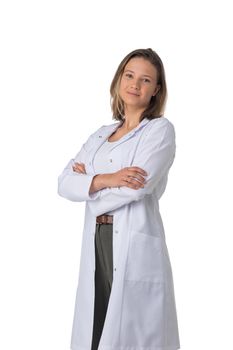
[99, 117, 151, 149]
[88, 117, 151, 171]
[109, 117, 151, 150]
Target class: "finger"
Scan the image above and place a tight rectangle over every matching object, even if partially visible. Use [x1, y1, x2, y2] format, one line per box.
[132, 174, 147, 184]
[79, 164, 86, 173]
[73, 165, 85, 173]
[74, 162, 84, 170]
[126, 166, 148, 176]
[128, 177, 145, 188]
[75, 162, 86, 170]
[74, 162, 84, 167]
[122, 177, 144, 189]
[81, 165, 87, 174]
[126, 171, 147, 184]
[123, 180, 142, 189]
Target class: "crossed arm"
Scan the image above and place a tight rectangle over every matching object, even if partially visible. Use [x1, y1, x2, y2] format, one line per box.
[57, 126, 104, 202]
[58, 120, 176, 216]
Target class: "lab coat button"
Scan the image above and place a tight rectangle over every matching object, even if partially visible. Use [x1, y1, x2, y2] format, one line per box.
[115, 230, 118, 234]
[114, 267, 116, 271]
[109, 159, 112, 162]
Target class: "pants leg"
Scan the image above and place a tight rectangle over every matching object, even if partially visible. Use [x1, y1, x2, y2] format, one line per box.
[91, 223, 113, 350]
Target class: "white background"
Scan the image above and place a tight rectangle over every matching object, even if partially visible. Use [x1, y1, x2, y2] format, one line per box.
[1, 1, 233, 349]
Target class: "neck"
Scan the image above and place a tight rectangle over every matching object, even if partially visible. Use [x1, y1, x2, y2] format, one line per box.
[121, 106, 145, 130]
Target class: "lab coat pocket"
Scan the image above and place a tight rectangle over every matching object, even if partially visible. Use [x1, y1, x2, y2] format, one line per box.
[125, 231, 165, 283]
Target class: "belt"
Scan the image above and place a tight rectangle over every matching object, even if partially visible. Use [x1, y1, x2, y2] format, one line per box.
[96, 214, 113, 224]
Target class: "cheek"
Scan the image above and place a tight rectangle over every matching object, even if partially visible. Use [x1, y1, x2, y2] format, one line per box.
[119, 82, 128, 99]
[144, 86, 156, 98]
[119, 80, 126, 91]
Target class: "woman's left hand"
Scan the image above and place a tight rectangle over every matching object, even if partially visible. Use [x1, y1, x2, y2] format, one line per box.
[72, 162, 86, 174]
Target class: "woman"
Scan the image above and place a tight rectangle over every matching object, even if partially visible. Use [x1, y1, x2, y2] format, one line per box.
[58, 48, 180, 350]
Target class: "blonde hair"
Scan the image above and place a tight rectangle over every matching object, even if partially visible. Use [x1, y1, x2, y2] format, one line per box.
[110, 48, 167, 122]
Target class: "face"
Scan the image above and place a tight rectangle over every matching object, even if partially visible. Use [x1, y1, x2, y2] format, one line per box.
[118, 57, 160, 111]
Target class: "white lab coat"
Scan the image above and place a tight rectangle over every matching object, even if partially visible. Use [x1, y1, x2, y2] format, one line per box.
[57, 116, 180, 350]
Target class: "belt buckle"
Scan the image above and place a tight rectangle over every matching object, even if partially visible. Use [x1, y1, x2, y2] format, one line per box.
[96, 214, 112, 224]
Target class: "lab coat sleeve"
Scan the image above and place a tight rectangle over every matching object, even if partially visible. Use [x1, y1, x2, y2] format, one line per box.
[87, 120, 176, 217]
[57, 127, 103, 202]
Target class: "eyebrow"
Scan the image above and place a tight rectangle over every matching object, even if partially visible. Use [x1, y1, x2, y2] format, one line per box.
[124, 69, 154, 79]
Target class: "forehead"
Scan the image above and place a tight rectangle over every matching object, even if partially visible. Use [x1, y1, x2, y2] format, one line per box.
[124, 57, 157, 77]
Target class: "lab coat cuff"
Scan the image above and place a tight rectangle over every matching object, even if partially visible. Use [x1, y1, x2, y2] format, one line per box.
[58, 171, 101, 202]
[82, 174, 102, 201]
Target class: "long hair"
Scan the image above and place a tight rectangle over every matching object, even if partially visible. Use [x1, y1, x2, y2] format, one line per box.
[110, 48, 167, 122]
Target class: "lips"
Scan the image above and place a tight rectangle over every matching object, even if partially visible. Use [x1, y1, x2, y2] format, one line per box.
[127, 92, 140, 96]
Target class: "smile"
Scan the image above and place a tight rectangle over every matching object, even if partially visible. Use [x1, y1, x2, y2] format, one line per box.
[127, 92, 140, 96]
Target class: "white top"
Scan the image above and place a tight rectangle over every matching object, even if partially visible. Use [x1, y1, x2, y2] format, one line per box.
[93, 136, 122, 215]
[92, 123, 137, 177]
[93, 139, 118, 174]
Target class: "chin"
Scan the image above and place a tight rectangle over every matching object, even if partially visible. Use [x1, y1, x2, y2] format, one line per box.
[122, 96, 140, 104]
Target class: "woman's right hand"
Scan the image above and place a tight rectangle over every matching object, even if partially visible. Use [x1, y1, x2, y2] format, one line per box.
[105, 167, 148, 190]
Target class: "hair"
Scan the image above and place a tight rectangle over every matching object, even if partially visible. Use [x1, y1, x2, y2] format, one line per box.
[110, 48, 167, 122]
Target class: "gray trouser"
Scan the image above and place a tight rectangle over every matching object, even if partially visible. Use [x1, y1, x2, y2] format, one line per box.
[91, 223, 113, 350]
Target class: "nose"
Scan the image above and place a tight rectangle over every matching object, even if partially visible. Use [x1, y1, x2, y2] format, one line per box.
[130, 79, 140, 90]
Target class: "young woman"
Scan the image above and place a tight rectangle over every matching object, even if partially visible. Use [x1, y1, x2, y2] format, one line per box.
[58, 48, 180, 350]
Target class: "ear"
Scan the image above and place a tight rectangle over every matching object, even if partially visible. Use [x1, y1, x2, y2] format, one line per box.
[152, 85, 161, 97]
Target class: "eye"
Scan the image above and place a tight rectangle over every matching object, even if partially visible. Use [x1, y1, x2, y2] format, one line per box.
[143, 78, 151, 83]
[125, 73, 133, 78]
